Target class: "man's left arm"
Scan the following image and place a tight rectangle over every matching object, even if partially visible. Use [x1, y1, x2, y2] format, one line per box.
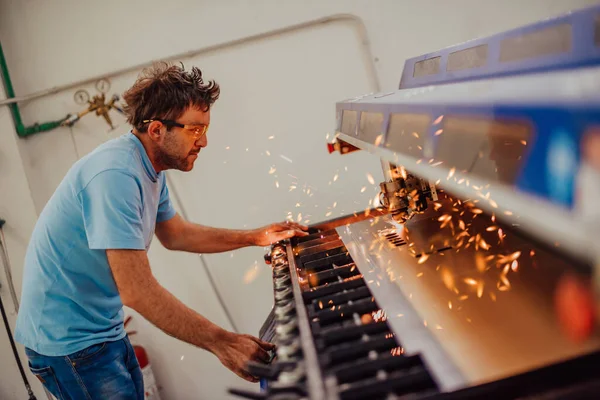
[154, 178, 307, 253]
[155, 213, 308, 253]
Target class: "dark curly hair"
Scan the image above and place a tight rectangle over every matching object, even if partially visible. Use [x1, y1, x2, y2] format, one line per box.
[123, 61, 220, 132]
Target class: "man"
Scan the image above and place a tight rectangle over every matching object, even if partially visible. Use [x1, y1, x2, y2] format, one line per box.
[15, 62, 308, 399]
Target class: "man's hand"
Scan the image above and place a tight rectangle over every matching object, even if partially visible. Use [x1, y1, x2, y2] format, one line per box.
[251, 221, 309, 247]
[213, 332, 276, 382]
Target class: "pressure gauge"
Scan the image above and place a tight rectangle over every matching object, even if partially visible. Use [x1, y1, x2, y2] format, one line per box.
[73, 89, 90, 105]
[96, 78, 111, 93]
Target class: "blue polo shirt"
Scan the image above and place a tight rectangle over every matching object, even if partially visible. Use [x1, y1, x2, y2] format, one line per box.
[15, 132, 176, 356]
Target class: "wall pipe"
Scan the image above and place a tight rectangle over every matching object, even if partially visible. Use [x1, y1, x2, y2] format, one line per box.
[0, 41, 69, 137]
[0, 13, 381, 108]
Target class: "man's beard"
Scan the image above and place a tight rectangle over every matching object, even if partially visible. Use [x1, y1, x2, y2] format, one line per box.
[157, 136, 194, 171]
[157, 150, 191, 171]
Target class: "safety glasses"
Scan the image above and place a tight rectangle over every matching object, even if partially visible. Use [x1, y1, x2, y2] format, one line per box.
[143, 119, 208, 139]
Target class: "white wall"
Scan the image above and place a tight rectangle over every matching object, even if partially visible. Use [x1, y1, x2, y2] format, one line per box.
[1, 1, 598, 399]
[0, 85, 48, 399]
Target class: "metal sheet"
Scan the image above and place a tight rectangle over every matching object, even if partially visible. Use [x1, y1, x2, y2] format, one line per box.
[336, 206, 600, 392]
[337, 223, 467, 393]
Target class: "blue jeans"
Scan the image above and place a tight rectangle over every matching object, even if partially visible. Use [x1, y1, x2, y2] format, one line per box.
[25, 336, 144, 400]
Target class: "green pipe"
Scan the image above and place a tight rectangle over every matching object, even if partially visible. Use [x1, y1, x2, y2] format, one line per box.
[0, 41, 68, 137]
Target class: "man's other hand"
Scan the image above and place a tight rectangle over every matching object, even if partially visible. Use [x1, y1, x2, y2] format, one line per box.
[213, 332, 276, 382]
[251, 221, 309, 246]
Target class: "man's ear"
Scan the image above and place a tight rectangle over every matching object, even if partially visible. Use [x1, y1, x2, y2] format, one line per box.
[147, 121, 163, 140]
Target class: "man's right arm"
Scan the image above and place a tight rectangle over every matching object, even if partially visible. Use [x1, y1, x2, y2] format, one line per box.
[106, 249, 273, 382]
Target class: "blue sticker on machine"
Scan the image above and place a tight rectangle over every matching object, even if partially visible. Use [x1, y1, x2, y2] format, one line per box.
[513, 107, 600, 209]
[546, 128, 579, 206]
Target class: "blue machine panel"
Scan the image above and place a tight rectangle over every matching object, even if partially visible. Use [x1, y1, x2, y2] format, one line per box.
[400, 4, 600, 89]
[337, 100, 599, 209]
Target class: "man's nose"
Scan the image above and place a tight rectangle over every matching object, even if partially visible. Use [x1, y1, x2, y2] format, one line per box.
[196, 134, 208, 148]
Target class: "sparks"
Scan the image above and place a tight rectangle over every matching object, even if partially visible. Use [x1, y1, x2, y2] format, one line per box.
[374, 134, 384, 146]
[464, 278, 477, 286]
[268, 166, 276, 174]
[441, 268, 455, 291]
[399, 166, 407, 179]
[498, 251, 521, 265]
[479, 238, 490, 250]
[360, 186, 367, 193]
[477, 281, 484, 298]
[438, 214, 452, 229]
[243, 263, 259, 284]
[511, 260, 519, 272]
[333, 174, 339, 182]
[366, 173, 375, 185]
[448, 301, 453, 310]
[412, 132, 420, 138]
[447, 167, 456, 179]
[435, 129, 443, 136]
[434, 115, 444, 124]
[266, 150, 271, 156]
[520, 140, 527, 145]
[475, 253, 486, 273]
[438, 214, 451, 222]
[275, 181, 279, 188]
[418, 254, 429, 264]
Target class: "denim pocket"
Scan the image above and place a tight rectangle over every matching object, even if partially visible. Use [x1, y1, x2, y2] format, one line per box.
[29, 366, 64, 400]
[70, 342, 107, 363]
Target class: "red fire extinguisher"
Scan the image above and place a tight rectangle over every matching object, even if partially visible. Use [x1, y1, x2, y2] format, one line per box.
[124, 316, 162, 400]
